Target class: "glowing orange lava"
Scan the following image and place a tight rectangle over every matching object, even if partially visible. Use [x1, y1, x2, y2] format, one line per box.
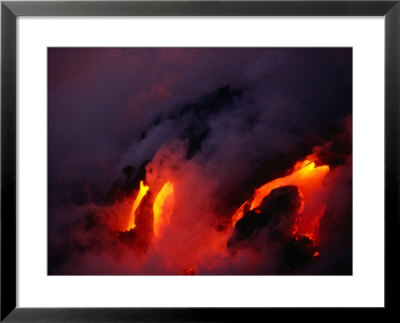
[231, 158, 330, 237]
[127, 180, 149, 230]
[153, 181, 174, 238]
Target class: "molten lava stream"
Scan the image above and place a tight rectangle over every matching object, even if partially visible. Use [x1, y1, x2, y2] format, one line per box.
[127, 180, 149, 230]
[153, 181, 174, 239]
[231, 158, 329, 239]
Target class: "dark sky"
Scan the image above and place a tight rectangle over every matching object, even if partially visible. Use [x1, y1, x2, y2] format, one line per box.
[48, 48, 351, 193]
[48, 48, 352, 275]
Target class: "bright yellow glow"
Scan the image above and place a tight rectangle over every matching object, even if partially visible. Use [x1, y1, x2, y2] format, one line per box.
[127, 180, 149, 230]
[231, 159, 329, 227]
[153, 181, 174, 238]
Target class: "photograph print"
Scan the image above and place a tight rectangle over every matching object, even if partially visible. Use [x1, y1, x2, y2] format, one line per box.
[48, 48, 352, 275]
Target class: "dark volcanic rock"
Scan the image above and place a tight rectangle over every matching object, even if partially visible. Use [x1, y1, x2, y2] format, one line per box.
[117, 190, 155, 252]
[228, 185, 319, 273]
[228, 185, 301, 247]
[117, 228, 152, 255]
[104, 161, 149, 205]
[117, 228, 137, 245]
[258, 185, 302, 221]
[281, 234, 318, 273]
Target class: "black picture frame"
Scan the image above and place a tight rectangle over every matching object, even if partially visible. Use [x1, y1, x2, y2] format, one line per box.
[1, 0, 399, 321]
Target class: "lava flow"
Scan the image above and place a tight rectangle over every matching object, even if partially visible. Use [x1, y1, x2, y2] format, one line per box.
[127, 180, 149, 230]
[121, 155, 330, 273]
[231, 157, 329, 240]
[153, 181, 174, 238]
[126, 179, 174, 240]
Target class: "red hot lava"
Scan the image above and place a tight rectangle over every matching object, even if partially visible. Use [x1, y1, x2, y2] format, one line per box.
[232, 157, 329, 242]
[115, 152, 330, 274]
